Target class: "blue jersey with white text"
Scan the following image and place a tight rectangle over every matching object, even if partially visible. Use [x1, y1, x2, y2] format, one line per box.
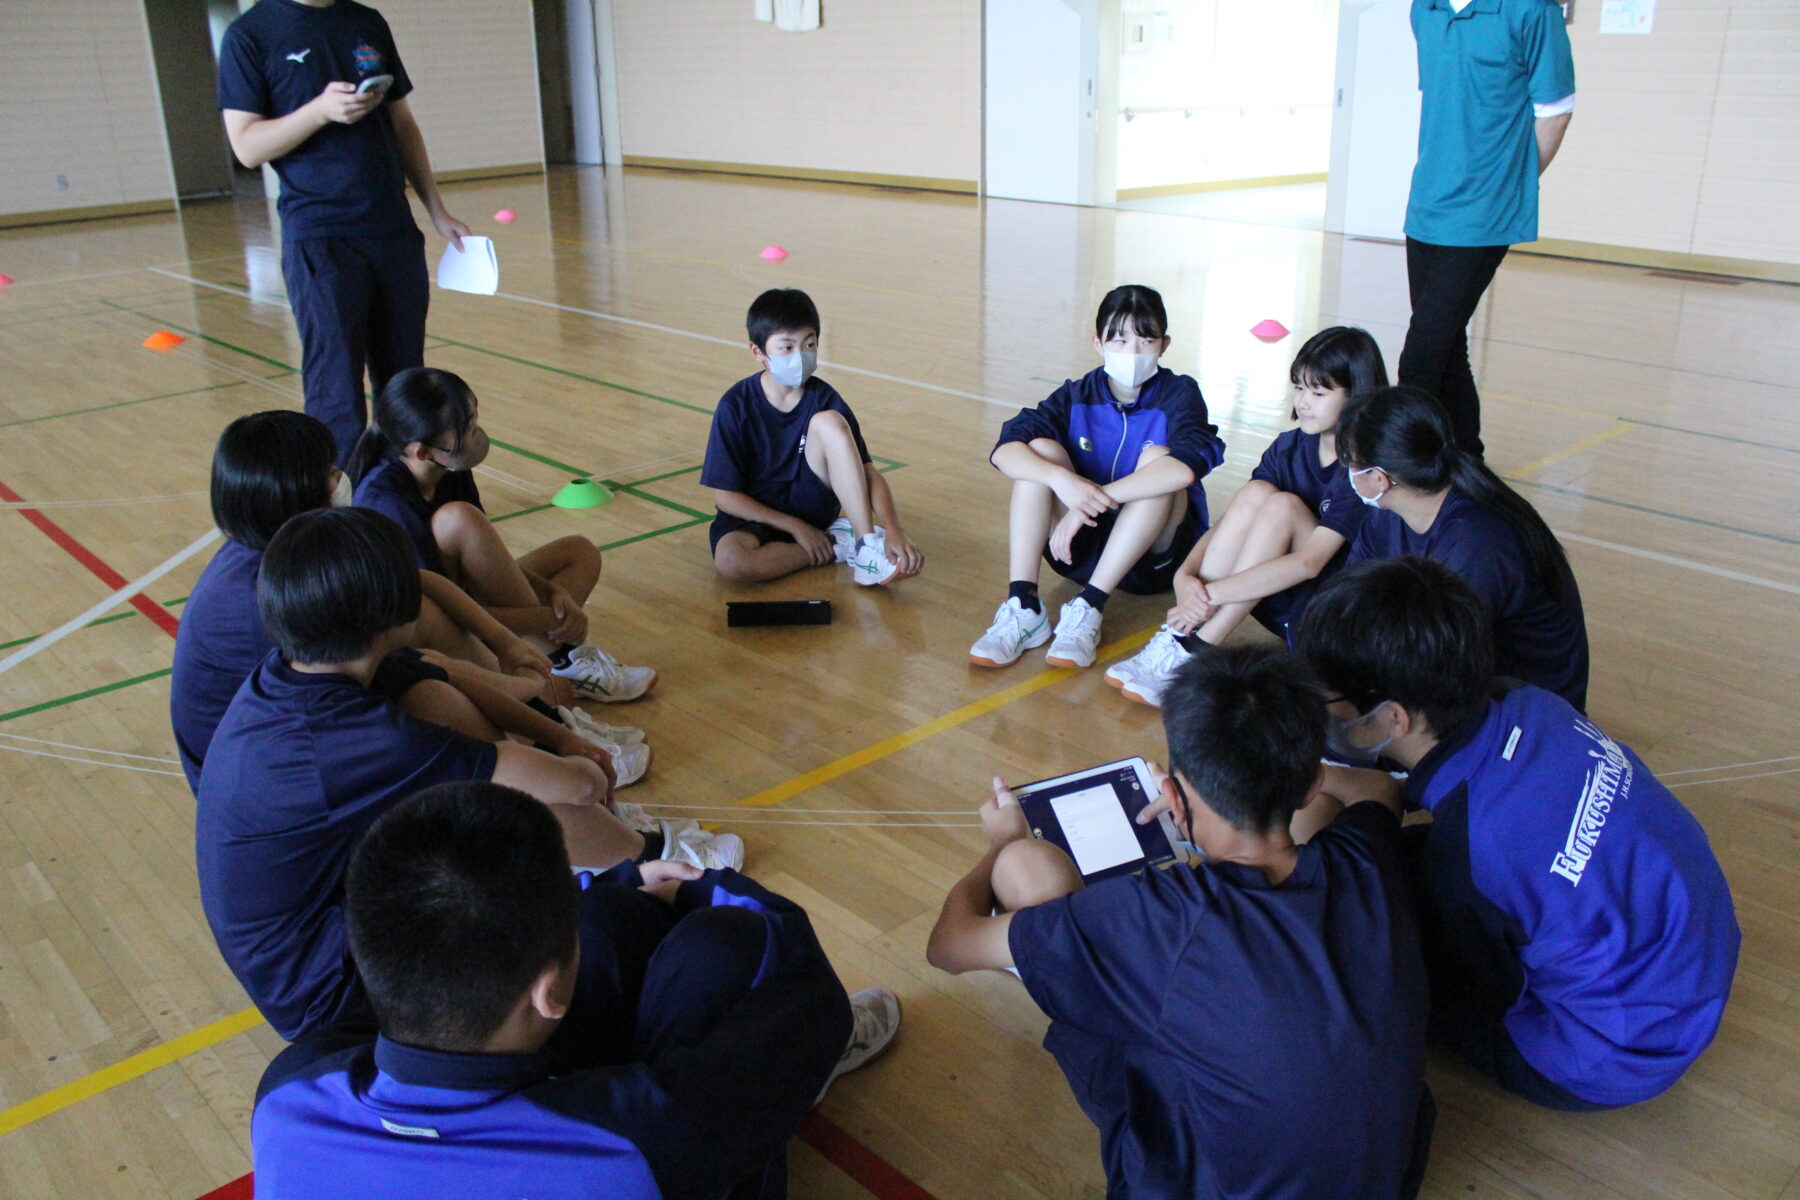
[994, 366, 1225, 527]
[1404, 686, 1739, 1106]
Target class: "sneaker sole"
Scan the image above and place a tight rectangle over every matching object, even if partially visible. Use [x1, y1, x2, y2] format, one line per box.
[1045, 651, 1096, 669]
[968, 626, 1050, 669]
[1120, 684, 1163, 708]
[1103, 671, 1129, 689]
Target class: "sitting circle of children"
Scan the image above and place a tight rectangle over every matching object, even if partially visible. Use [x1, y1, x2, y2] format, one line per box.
[173, 283, 1739, 1199]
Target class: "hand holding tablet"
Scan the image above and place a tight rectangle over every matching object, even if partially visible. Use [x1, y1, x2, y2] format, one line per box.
[1010, 757, 1189, 884]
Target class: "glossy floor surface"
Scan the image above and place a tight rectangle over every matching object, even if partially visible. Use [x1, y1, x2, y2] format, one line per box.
[0, 165, 1797, 1199]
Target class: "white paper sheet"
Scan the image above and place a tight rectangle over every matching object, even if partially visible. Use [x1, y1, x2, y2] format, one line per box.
[436, 237, 499, 295]
[1599, 0, 1655, 34]
[1051, 784, 1143, 876]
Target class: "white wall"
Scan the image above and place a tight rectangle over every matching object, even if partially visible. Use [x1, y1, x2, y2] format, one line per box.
[0, 0, 176, 220]
[1325, 0, 1418, 241]
[378, 0, 543, 174]
[986, 0, 1099, 204]
[609, 0, 982, 185]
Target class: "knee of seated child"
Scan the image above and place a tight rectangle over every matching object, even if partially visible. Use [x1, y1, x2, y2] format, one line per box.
[1026, 436, 1073, 466]
[712, 534, 762, 582]
[993, 838, 1084, 911]
[429, 499, 484, 539]
[807, 408, 853, 441]
[550, 533, 602, 574]
[1133, 443, 1173, 469]
[1266, 490, 1311, 523]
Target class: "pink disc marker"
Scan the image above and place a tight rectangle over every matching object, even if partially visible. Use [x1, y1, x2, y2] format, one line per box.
[492, 209, 517, 225]
[1250, 319, 1290, 343]
[758, 245, 789, 262]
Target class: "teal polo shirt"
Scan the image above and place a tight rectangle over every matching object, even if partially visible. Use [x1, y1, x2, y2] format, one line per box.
[1406, 0, 1575, 247]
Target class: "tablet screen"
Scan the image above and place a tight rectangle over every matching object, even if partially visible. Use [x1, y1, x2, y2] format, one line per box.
[1015, 760, 1176, 883]
[1048, 782, 1145, 876]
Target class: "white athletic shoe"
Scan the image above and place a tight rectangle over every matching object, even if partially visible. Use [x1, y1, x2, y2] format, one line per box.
[610, 804, 696, 837]
[828, 517, 857, 565]
[1045, 597, 1103, 669]
[555, 706, 652, 786]
[557, 705, 646, 745]
[662, 826, 745, 871]
[848, 531, 899, 586]
[1118, 626, 1194, 709]
[818, 987, 902, 1101]
[552, 644, 658, 703]
[968, 597, 1052, 668]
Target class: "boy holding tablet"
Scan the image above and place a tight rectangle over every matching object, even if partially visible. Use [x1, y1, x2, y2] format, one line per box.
[927, 647, 1433, 1199]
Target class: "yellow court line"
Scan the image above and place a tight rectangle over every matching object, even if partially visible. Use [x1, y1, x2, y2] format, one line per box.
[0, 1005, 264, 1137]
[1506, 421, 1636, 481]
[0, 624, 1159, 1135]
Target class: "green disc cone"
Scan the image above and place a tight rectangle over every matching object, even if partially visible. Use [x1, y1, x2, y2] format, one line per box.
[552, 478, 612, 509]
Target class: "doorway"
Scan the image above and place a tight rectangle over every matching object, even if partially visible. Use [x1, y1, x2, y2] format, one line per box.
[535, 0, 605, 165]
[144, 0, 243, 199]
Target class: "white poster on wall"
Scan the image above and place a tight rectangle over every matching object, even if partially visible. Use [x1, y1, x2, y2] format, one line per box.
[1599, 0, 1655, 34]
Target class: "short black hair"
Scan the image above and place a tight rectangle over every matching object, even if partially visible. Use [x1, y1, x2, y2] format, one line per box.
[1294, 556, 1494, 736]
[258, 508, 422, 664]
[1096, 284, 1169, 342]
[210, 411, 337, 550]
[746, 288, 820, 352]
[1160, 645, 1327, 834]
[347, 782, 579, 1052]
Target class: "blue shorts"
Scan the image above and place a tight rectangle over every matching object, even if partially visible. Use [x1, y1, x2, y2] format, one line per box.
[1044, 504, 1202, 595]
[708, 465, 841, 553]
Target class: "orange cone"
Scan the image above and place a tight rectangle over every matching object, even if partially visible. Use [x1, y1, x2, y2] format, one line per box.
[142, 330, 185, 351]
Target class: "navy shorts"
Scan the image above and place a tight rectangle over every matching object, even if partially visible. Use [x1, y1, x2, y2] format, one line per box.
[708, 466, 841, 553]
[1044, 504, 1202, 595]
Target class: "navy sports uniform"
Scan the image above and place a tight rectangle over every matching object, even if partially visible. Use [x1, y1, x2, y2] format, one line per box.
[1009, 802, 1433, 1199]
[993, 366, 1224, 593]
[170, 539, 274, 791]
[1348, 490, 1589, 710]
[351, 457, 482, 573]
[217, 0, 428, 462]
[252, 870, 851, 1200]
[700, 374, 871, 551]
[1404, 685, 1738, 1109]
[1245, 428, 1367, 638]
[196, 650, 497, 1039]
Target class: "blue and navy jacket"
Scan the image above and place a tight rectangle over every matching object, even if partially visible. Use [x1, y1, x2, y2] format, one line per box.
[1406, 686, 1740, 1106]
[251, 870, 851, 1200]
[992, 366, 1225, 526]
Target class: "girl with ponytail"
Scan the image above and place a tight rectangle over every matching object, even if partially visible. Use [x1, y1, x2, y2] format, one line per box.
[1108, 326, 1388, 708]
[350, 366, 660, 706]
[1338, 385, 1589, 710]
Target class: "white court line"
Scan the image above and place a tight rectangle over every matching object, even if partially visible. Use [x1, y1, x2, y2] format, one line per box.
[1669, 766, 1800, 789]
[0, 730, 178, 764]
[0, 528, 220, 676]
[1555, 531, 1800, 598]
[0, 742, 186, 777]
[1661, 755, 1800, 778]
[3, 256, 247, 290]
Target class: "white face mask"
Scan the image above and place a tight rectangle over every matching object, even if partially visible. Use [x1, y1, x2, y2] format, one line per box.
[329, 469, 353, 508]
[1103, 350, 1160, 391]
[1349, 465, 1385, 509]
[766, 349, 816, 389]
[1326, 700, 1398, 762]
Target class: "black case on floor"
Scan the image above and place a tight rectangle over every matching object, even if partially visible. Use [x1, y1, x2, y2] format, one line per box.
[727, 600, 833, 627]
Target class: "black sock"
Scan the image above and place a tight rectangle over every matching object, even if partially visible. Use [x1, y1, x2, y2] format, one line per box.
[1008, 581, 1041, 613]
[549, 643, 576, 668]
[1177, 632, 1209, 656]
[526, 696, 560, 721]
[636, 829, 665, 862]
[1077, 583, 1110, 612]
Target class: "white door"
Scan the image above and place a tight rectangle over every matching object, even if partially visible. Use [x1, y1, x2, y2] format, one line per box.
[985, 0, 1101, 204]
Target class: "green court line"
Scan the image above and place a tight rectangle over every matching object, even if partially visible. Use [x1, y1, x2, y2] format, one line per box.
[0, 382, 245, 430]
[98, 299, 297, 375]
[491, 503, 553, 524]
[0, 669, 174, 725]
[1513, 479, 1800, 547]
[599, 516, 709, 551]
[625, 464, 704, 486]
[489, 438, 592, 478]
[431, 337, 714, 416]
[0, 597, 191, 653]
[604, 481, 710, 520]
[1620, 418, 1800, 457]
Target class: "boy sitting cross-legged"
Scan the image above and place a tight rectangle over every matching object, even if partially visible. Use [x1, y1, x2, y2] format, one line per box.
[928, 646, 1434, 1199]
[702, 288, 923, 586]
[250, 781, 902, 1200]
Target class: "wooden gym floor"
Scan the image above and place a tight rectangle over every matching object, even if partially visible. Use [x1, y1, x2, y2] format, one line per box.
[0, 165, 1796, 1199]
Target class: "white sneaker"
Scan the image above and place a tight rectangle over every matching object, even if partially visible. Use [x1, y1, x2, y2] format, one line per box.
[1118, 626, 1194, 709]
[611, 804, 696, 837]
[557, 705, 645, 745]
[556, 706, 652, 786]
[1045, 597, 1103, 669]
[551, 644, 658, 703]
[848, 532, 899, 586]
[968, 597, 1051, 668]
[662, 826, 745, 871]
[828, 517, 857, 565]
[818, 987, 902, 1101]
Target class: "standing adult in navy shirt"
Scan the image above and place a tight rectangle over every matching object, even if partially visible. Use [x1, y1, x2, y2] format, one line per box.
[929, 647, 1433, 1199]
[1341, 385, 1588, 710]
[218, 0, 469, 462]
[1299, 558, 1739, 1109]
[1403, 0, 1575, 455]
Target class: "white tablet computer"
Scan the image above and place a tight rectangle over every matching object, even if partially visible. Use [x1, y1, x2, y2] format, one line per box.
[1013, 756, 1188, 885]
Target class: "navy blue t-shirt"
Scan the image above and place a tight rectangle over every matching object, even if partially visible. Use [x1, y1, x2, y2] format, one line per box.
[170, 538, 274, 792]
[1250, 429, 1367, 549]
[196, 651, 497, 1039]
[995, 366, 1225, 527]
[352, 458, 482, 574]
[252, 870, 851, 1200]
[217, 0, 416, 241]
[1009, 802, 1430, 1199]
[1405, 686, 1739, 1106]
[1348, 489, 1589, 710]
[699, 374, 870, 522]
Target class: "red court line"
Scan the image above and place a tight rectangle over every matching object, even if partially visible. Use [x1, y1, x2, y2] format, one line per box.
[0, 477, 182, 639]
[190, 1117, 937, 1200]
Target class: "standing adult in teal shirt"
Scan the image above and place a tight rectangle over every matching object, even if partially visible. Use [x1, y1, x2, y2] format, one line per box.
[1402, 0, 1575, 457]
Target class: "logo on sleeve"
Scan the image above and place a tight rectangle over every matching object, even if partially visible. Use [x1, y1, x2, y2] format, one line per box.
[379, 1117, 440, 1139]
[354, 42, 384, 74]
[1077, 436, 1094, 451]
[285, 49, 311, 63]
[1548, 719, 1632, 886]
